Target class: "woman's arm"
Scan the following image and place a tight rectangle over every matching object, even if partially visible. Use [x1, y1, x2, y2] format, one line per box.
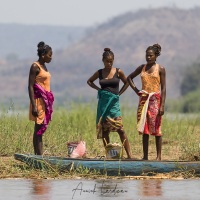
[159, 65, 166, 116]
[118, 69, 129, 96]
[87, 71, 101, 91]
[127, 65, 143, 95]
[28, 63, 39, 117]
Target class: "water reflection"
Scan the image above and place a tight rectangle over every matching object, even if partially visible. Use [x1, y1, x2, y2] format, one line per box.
[31, 180, 51, 200]
[0, 179, 199, 200]
[139, 179, 162, 197]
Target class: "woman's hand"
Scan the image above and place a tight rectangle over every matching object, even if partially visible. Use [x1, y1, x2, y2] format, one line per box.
[159, 107, 165, 116]
[118, 69, 129, 95]
[87, 71, 101, 91]
[32, 106, 38, 117]
[127, 65, 143, 95]
[159, 65, 166, 116]
[134, 87, 140, 96]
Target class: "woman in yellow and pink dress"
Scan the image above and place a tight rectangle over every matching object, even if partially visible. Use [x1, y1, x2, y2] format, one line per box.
[28, 41, 54, 155]
[127, 44, 166, 160]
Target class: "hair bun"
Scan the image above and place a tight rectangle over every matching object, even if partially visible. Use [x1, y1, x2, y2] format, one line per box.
[37, 41, 45, 48]
[104, 48, 110, 52]
[153, 43, 161, 53]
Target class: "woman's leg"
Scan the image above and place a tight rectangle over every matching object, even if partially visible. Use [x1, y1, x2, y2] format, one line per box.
[117, 129, 132, 158]
[33, 123, 43, 155]
[102, 130, 110, 147]
[155, 136, 162, 160]
[142, 134, 149, 160]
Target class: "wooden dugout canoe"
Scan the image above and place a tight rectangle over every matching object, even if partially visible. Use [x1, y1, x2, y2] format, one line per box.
[14, 153, 200, 176]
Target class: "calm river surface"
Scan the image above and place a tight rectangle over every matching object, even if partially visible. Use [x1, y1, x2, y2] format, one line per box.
[0, 179, 199, 200]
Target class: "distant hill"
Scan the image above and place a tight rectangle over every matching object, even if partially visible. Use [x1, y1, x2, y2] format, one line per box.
[1, 7, 200, 107]
[0, 23, 87, 59]
[51, 7, 200, 102]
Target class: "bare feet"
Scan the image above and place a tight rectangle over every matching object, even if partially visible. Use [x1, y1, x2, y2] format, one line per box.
[142, 157, 148, 160]
[156, 157, 161, 161]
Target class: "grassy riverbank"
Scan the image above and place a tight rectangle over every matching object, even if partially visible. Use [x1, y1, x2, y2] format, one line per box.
[0, 103, 200, 179]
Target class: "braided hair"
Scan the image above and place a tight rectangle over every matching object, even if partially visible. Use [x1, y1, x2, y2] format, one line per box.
[37, 41, 52, 57]
[102, 48, 114, 60]
[146, 43, 161, 57]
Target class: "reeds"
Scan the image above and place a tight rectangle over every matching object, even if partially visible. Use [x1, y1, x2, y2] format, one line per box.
[0, 103, 199, 178]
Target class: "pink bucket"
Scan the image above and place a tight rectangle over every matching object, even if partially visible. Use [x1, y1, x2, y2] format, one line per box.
[67, 141, 86, 158]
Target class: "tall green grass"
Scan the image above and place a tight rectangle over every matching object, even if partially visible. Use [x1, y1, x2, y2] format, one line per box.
[0, 103, 199, 161]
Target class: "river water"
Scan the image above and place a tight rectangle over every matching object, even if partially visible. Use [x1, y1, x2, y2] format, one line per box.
[0, 179, 199, 200]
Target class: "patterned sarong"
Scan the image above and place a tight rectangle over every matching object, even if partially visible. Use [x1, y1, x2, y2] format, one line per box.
[137, 90, 162, 136]
[34, 83, 54, 135]
[96, 90, 123, 139]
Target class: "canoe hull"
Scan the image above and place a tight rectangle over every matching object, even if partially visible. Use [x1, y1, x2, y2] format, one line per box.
[14, 153, 200, 176]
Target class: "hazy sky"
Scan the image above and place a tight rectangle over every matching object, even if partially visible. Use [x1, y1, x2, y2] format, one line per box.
[0, 0, 200, 26]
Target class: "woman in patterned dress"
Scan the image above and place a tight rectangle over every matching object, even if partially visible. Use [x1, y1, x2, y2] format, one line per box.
[87, 48, 132, 158]
[127, 44, 166, 160]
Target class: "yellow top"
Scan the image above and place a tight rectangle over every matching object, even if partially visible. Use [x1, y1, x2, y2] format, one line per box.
[29, 62, 51, 124]
[141, 64, 160, 93]
[34, 62, 51, 92]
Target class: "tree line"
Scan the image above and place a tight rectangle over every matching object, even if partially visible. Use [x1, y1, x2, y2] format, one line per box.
[167, 62, 200, 113]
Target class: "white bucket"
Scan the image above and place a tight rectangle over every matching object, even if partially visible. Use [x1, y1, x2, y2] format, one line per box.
[105, 143, 123, 159]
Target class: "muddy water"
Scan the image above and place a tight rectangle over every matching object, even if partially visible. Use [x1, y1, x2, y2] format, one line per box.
[0, 179, 199, 200]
